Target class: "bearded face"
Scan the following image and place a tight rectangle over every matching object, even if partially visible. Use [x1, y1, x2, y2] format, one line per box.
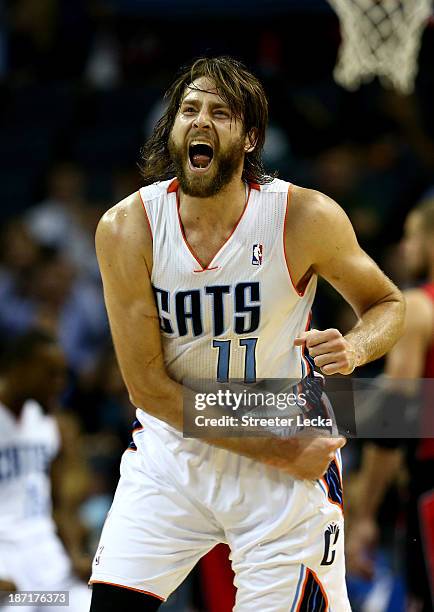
[168, 132, 246, 197]
[167, 77, 250, 197]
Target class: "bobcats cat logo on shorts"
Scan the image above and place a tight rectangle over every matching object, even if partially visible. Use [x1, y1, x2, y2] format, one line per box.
[320, 523, 340, 566]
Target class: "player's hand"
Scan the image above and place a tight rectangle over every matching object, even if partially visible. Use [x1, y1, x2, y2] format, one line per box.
[294, 328, 358, 375]
[345, 517, 379, 579]
[278, 435, 346, 480]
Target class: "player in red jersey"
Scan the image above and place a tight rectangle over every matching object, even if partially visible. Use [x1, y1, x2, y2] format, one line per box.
[347, 197, 434, 611]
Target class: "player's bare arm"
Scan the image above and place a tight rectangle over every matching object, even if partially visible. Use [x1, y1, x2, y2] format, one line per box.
[346, 288, 433, 577]
[96, 192, 345, 479]
[289, 187, 405, 374]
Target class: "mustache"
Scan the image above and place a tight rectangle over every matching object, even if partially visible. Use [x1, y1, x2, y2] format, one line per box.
[187, 132, 217, 147]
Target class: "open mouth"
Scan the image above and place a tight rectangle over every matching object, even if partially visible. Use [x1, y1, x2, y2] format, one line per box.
[188, 142, 214, 171]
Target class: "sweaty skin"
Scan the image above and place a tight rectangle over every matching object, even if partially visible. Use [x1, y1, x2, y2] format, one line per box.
[96, 188, 404, 481]
[96, 80, 404, 480]
[288, 186, 405, 374]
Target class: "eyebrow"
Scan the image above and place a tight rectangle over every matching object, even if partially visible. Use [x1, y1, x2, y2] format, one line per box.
[180, 97, 230, 110]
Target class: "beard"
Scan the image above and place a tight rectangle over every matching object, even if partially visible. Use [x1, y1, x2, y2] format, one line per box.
[168, 134, 245, 197]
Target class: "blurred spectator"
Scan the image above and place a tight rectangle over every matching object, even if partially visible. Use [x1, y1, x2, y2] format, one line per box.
[0, 219, 41, 278]
[0, 246, 108, 377]
[25, 162, 100, 281]
[68, 346, 134, 440]
[71, 349, 136, 565]
[85, 27, 121, 90]
[346, 196, 434, 612]
[0, 220, 42, 337]
[0, 330, 91, 611]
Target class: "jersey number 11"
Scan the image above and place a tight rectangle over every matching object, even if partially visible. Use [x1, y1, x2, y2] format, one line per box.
[212, 338, 258, 383]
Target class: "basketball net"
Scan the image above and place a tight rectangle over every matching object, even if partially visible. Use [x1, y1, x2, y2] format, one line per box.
[327, 0, 432, 93]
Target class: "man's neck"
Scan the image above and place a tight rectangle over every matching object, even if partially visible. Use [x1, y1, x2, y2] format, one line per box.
[179, 176, 247, 230]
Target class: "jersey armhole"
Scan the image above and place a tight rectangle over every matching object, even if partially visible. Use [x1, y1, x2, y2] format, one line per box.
[283, 184, 315, 298]
[138, 189, 153, 242]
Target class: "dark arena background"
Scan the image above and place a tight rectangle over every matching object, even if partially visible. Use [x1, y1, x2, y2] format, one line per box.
[1, 1, 434, 610]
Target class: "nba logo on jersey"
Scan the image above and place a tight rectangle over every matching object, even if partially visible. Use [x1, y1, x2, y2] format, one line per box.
[252, 244, 263, 265]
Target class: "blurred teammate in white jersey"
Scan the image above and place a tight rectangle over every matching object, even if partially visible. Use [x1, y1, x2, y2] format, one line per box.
[89, 57, 405, 611]
[0, 331, 91, 612]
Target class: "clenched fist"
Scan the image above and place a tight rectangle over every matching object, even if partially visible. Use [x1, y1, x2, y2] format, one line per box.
[264, 434, 346, 480]
[288, 435, 346, 480]
[294, 328, 358, 375]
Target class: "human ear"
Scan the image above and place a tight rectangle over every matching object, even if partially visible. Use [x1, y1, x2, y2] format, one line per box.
[244, 128, 258, 153]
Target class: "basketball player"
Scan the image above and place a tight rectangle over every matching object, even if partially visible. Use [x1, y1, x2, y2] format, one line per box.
[346, 198, 434, 611]
[0, 331, 91, 612]
[89, 57, 404, 611]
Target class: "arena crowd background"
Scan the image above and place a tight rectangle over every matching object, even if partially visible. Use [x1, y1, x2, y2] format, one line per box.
[1, 1, 434, 610]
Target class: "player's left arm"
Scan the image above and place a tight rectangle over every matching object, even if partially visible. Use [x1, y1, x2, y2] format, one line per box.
[292, 189, 405, 374]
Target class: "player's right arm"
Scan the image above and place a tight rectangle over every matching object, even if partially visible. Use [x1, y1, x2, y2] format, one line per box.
[346, 288, 433, 577]
[95, 192, 344, 479]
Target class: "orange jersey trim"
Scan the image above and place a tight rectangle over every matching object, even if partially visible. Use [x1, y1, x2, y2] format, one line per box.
[193, 266, 220, 273]
[167, 178, 179, 193]
[308, 568, 329, 611]
[167, 178, 260, 193]
[138, 189, 154, 241]
[301, 310, 313, 375]
[321, 459, 344, 514]
[89, 579, 165, 601]
[296, 567, 329, 612]
[283, 184, 314, 298]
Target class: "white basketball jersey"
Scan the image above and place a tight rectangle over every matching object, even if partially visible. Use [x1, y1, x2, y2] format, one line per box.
[90, 179, 350, 610]
[0, 400, 60, 539]
[139, 177, 317, 388]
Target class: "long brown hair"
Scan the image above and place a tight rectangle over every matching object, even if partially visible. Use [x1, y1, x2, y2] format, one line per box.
[139, 56, 273, 185]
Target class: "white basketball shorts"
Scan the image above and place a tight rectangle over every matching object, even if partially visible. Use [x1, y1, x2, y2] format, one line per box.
[90, 412, 351, 611]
